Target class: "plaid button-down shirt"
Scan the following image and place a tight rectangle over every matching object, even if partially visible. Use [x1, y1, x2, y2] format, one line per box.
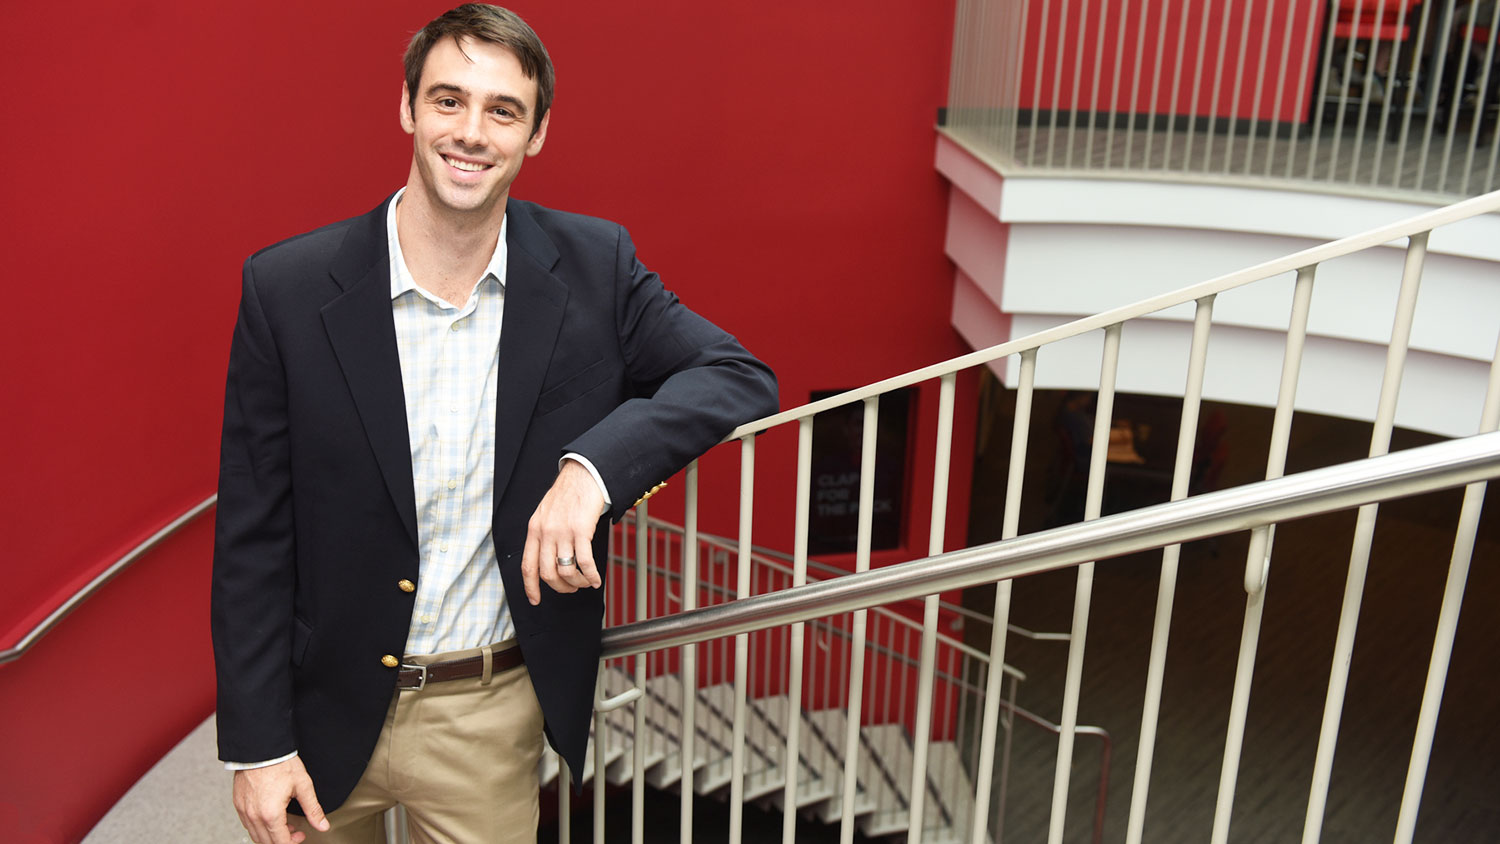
[388, 188, 513, 655]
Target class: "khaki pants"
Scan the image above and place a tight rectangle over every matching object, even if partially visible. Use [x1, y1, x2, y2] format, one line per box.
[292, 641, 546, 844]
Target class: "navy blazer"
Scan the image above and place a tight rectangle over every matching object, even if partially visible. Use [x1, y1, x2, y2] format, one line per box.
[211, 194, 778, 811]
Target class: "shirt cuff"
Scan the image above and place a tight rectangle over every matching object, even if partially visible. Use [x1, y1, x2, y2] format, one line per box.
[560, 453, 611, 516]
[225, 750, 298, 771]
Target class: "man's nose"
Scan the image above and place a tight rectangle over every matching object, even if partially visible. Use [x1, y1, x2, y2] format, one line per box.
[458, 111, 486, 147]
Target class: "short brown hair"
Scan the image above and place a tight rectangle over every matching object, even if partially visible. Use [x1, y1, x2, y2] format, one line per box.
[404, 4, 555, 137]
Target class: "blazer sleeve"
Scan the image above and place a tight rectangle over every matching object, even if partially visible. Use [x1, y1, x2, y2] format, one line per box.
[564, 225, 779, 520]
[210, 257, 299, 763]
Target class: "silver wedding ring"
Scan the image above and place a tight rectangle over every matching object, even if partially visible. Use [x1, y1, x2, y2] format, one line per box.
[557, 556, 577, 568]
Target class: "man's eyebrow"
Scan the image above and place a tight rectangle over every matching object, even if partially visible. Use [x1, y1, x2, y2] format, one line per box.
[424, 83, 529, 116]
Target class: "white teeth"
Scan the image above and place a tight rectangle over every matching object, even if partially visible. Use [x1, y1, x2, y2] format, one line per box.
[444, 156, 490, 172]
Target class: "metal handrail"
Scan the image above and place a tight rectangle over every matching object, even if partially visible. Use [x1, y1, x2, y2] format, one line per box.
[0, 494, 218, 664]
[602, 430, 1500, 658]
[669, 518, 1070, 644]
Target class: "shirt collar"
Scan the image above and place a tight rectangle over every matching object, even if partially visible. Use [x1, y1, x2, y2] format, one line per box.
[387, 186, 508, 302]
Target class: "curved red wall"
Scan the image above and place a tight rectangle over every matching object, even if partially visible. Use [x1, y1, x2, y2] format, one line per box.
[0, 1, 970, 839]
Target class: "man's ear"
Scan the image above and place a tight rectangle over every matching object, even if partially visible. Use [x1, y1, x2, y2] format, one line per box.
[399, 83, 416, 135]
[526, 110, 550, 157]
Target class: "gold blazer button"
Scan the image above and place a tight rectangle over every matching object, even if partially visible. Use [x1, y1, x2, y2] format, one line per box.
[398, 579, 416, 593]
[381, 654, 399, 668]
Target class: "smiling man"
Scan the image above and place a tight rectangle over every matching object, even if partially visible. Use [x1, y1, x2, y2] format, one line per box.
[211, 6, 778, 843]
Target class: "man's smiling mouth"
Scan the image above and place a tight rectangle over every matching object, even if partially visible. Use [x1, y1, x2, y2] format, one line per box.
[443, 155, 492, 172]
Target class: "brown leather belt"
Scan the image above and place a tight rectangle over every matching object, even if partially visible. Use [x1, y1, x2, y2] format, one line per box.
[396, 646, 524, 690]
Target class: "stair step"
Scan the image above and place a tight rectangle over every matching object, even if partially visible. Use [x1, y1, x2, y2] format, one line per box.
[696, 685, 787, 798]
[755, 699, 841, 813]
[803, 709, 876, 824]
[540, 670, 989, 843]
[638, 674, 729, 790]
[857, 724, 917, 837]
[922, 741, 990, 844]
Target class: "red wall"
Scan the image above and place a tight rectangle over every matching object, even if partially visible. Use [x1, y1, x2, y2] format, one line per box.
[0, 1, 972, 839]
[1017, 0, 1328, 122]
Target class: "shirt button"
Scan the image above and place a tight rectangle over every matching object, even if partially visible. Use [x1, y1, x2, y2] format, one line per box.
[447, 479, 458, 490]
[450, 323, 461, 332]
[421, 615, 434, 624]
[449, 405, 459, 414]
[440, 542, 449, 553]
[398, 579, 416, 593]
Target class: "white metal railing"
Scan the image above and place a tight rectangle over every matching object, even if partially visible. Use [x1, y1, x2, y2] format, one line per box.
[945, 0, 1500, 201]
[558, 188, 1500, 844]
[585, 517, 1117, 842]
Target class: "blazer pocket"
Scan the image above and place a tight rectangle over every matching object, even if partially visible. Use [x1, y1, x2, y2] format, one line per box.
[291, 616, 314, 667]
[535, 358, 611, 417]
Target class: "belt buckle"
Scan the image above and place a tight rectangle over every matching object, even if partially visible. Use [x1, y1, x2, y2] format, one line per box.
[400, 662, 427, 691]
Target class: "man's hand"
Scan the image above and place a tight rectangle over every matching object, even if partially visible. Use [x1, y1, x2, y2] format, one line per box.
[232, 757, 329, 844]
[522, 460, 605, 605]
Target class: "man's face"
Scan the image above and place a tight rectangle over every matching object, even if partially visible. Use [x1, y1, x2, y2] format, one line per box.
[400, 36, 548, 218]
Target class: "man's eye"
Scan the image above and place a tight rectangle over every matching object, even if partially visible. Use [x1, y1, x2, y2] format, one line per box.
[438, 98, 459, 108]
[492, 108, 514, 118]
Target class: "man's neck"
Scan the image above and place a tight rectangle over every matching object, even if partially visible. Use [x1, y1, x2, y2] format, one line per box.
[395, 182, 506, 306]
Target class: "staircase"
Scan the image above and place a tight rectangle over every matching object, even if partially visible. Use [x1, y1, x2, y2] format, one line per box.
[528, 517, 1083, 843]
[538, 666, 989, 843]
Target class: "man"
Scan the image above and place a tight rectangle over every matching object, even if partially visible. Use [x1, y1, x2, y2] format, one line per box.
[211, 5, 778, 842]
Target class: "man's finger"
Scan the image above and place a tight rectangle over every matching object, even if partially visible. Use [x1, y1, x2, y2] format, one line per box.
[265, 814, 294, 844]
[543, 539, 578, 593]
[295, 776, 330, 833]
[575, 543, 602, 589]
[555, 542, 590, 589]
[522, 533, 541, 605]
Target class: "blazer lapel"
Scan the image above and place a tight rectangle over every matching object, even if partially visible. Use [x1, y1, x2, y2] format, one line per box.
[493, 201, 569, 507]
[320, 196, 420, 549]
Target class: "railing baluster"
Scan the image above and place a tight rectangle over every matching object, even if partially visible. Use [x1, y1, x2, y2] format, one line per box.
[631, 506, 648, 844]
[1047, 324, 1121, 844]
[1221, 0, 1256, 171]
[1302, 231, 1428, 844]
[1489, 118, 1500, 194]
[1142, 0, 1175, 168]
[781, 420, 813, 843]
[1125, 294, 1216, 844]
[1210, 263, 1317, 844]
[1439, 4, 1482, 193]
[1461, 1, 1500, 193]
[1183, 2, 1216, 171]
[1070, 0, 1101, 169]
[1241, 0, 1277, 175]
[1371, 0, 1414, 185]
[1327, 0, 1369, 181]
[729, 435, 756, 844]
[1349, 0, 1390, 183]
[1119, 0, 1149, 168]
[1103, 0, 1132, 167]
[1028, 0, 1053, 167]
[1005, 0, 1033, 162]
[1284, 0, 1327, 179]
[1416, 1, 1459, 191]
[595, 676, 609, 844]
[907, 372, 957, 842]
[839, 396, 880, 844]
[1202, 0, 1237, 172]
[681, 462, 698, 844]
[1395, 0, 1436, 187]
[1306, 0, 1343, 179]
[1046, 0, 1071, 169]
[1394, 332, 1500, 843]
[559, 760, 570, 844]
[972, 348, 1035, 844]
